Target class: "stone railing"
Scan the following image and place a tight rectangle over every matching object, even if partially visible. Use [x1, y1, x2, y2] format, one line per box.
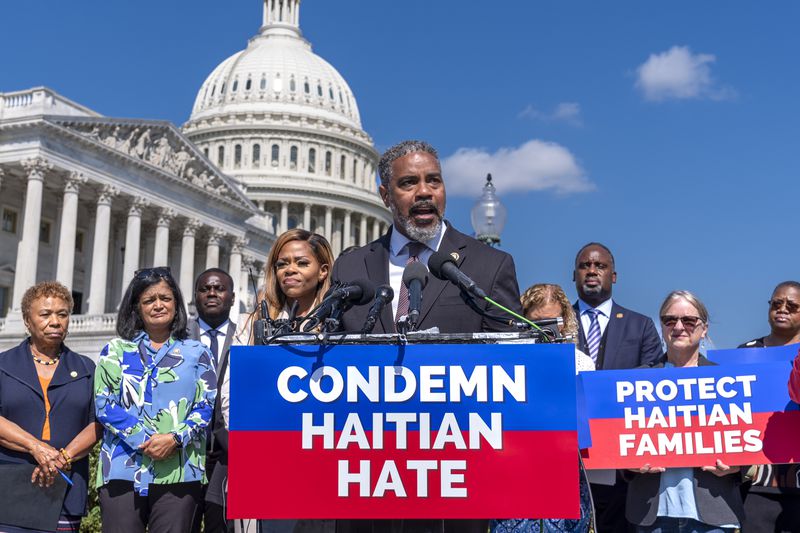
[69, 313, 117, 333]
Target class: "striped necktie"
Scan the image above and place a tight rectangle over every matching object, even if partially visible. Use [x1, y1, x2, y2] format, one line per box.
[585, 308, 602, 363]
[395, 242, 425, 322]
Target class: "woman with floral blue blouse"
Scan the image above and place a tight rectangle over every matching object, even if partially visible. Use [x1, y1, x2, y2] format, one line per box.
[94, 267, 217, 532]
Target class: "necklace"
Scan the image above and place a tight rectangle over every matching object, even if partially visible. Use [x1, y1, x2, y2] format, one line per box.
[32, 354, 59, 366]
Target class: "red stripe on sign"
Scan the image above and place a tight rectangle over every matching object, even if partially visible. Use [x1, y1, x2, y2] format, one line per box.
[228, 430, 579, 519]
[582, 410, 800, 469]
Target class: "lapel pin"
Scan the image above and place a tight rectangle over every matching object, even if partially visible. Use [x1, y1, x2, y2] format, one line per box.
[70, 370, 78, 378]
[616, 313, 624, 319]
[450, 252, 460, 262]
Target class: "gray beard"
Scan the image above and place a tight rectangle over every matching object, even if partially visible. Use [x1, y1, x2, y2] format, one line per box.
[392, 205, 442, 243]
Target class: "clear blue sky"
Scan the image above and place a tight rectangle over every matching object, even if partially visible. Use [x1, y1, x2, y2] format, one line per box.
[3, 1, 799, 348]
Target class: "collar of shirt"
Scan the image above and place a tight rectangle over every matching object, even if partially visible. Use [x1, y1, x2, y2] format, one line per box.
[198, 317, 231, 336]
[389, 222, 447, 260]
[388, 223, 448, 318]
[577, 297, 614, 338]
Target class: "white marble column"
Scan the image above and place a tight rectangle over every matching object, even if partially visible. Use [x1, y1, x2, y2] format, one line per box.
[87, 185, 119, 315]
[359, 215, 368, 246]
[12, 157, 52, 311]
[372, 218, 381, 241]
[303, 203, 311, 231]
[228, 237, 246, 309]
[279, 201, 289, 234]
[153, 208, 176, 266]
[332, 219, 342, 257]
[343, 210, 352, 248]
[180, 219, 201, 307]
[55, 171, 87, 290]
[206, 229, 223, 269]
[240, 256, 254, 314]
[121, 197, 149, 296]
[324, 206, 333, 241]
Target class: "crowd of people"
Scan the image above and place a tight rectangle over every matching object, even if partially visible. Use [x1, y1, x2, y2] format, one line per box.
[0, 140, 799, 533]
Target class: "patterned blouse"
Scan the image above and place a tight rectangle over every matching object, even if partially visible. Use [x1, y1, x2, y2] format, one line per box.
[94, 332, 217, 495]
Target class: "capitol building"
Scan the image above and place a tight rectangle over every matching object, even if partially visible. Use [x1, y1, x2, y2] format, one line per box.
[0, 0, 391, 355]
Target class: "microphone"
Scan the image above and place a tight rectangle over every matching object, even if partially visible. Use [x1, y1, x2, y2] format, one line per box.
[361, 284, 394, 334]
[427, 251, 487, 299]
[303, 279, 375, 332]
[402, 262, 428, 329]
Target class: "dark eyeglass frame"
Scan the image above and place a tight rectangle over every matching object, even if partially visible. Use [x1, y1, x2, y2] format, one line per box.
[768, 299, 800, 314]
[134, 266, 172, 279]
[660, 315, 704, 331]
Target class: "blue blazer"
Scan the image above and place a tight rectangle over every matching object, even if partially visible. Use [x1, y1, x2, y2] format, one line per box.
[0, 340, 96, 516]
[573, 301, 662, 370]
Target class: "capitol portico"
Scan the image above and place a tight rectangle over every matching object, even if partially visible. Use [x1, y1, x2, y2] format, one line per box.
[0, 89, 273, 354]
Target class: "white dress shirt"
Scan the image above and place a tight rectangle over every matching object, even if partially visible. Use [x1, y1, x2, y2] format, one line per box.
[577, 297, 613, 338]
[197, 317, 233, 367]
[388, 223, 447, 318]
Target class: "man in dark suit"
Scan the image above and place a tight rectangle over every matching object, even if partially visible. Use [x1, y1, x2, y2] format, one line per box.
[189, 268, 237, 533]
[332, 139, 522, 336]
[572, 242, 661, 533]
[332, 140, 522, 533]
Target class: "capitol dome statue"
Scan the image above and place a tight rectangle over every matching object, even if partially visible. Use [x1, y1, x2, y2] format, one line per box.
[183, 0, 391, 256]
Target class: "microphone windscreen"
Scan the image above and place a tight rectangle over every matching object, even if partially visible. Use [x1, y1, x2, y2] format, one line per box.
[375, 284, 394, 302]
[350, 279, 376, 305]
[427, 251, 454, 280]
[403, 262, 429, 289]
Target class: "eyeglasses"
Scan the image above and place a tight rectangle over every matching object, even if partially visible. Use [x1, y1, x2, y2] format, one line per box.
[769, 299, 800, 314]
[660, 315, 704, 331]
[134, 266, 172, 280]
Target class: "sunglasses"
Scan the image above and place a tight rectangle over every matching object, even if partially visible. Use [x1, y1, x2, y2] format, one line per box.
[660, 315, 704, 331]
[134, 266, 172, 279]
[769, 299, 800, 314]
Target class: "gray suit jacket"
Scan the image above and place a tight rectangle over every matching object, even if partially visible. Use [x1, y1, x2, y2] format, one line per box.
[331, 224, 522, 334]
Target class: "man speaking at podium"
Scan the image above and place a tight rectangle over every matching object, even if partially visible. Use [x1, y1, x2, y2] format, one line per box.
[331, 140, 523, 533]
[332, 139, 522, 336]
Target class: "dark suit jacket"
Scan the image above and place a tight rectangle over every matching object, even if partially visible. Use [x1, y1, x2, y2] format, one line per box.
[624, 355, 745, 527]
[188, 318, 236, 506]
[332, 225, 522, 333]
[0, 340, 95, 516]
[573, 301, 662, 370]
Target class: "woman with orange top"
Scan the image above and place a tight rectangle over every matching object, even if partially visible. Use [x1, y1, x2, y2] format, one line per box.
[0, 281, 100, 533]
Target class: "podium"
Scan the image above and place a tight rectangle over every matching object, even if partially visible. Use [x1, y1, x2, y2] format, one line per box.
[227, 332, 580, 525]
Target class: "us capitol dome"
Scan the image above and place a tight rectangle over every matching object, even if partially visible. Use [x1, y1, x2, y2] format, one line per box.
[183, 0, 391, 256]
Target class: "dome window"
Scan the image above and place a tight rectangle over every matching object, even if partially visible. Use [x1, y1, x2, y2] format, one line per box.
[308, 148, 316, 173]
[304, 80, 310, 94]
[252, 144, 261, 168]
[339, 90, 343, 103]
[221, 82, 227, 94]
[325, 151, 332, 176]
[271, 144, 280, 166]
[260, 76, 267, 90]
[211, 84, 217, 97]
[218, 146, 225, 166]
[290, 146, 298, 170]
[352, 159, 358, 183]
[234, 144, 242, 168]
[317, 83, 323, 97]
[232, 80, 239, 93]
[290, 77, 296, 92]
[203, 147, 209, 158]
[329, 87, 334, 100]
[274, 74, 283, 93]
[245, 78, 252, 91]
[340, 155, 346, 180]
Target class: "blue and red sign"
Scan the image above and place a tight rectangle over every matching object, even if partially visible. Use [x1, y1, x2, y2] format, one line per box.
[579, 361, 800, 469]
[228, 343, 579, 519]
